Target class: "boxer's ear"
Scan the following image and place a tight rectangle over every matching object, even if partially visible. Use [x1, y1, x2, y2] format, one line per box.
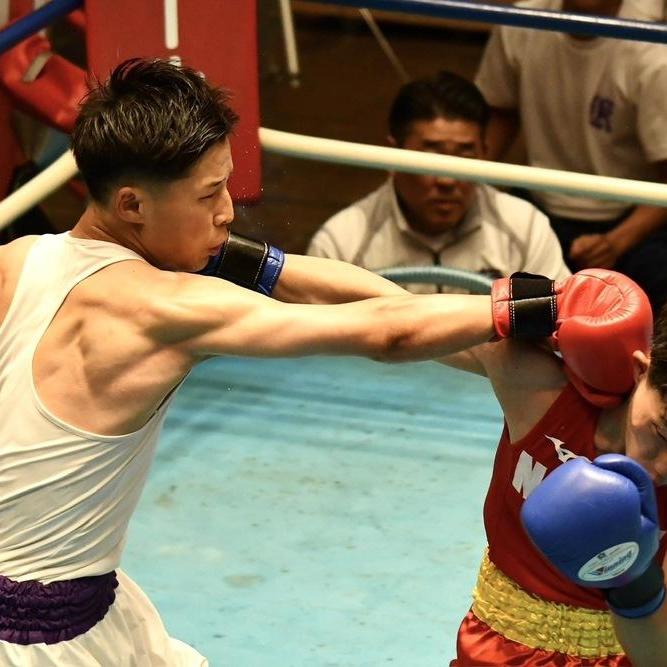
[114, 185, 146, 226]
[632, 350, 649, 383]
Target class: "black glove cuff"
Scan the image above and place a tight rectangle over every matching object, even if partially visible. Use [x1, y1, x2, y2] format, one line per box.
[508, 272, 557, 338]
[605, 560, 666, 619]
[204, 233, 285, 296]
[211, 233, 268, 287]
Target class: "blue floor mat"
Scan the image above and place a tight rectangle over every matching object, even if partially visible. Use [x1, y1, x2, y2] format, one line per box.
[123, 355, 502, 666]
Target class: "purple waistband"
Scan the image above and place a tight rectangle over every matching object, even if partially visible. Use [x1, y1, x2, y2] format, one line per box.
[0, 570, 118, 645]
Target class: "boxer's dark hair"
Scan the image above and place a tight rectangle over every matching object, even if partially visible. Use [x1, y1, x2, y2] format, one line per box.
[72, 58, 239, 202]
[648, 305, 667, 395]
[388, 70, 489, 146]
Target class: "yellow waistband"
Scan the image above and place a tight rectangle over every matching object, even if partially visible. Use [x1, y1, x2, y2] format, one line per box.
[471, 551, 624, 658]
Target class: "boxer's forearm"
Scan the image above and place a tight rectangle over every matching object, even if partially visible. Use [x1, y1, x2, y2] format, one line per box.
[369, 294, 494, 362]
[272, 254, 406, 304]
[606, 204, 667, 256]
[612, 595, 667, 667]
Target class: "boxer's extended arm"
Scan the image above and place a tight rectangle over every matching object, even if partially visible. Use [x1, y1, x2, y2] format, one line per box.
[149, 269, 493, 362]
[203, 234, 490, 369]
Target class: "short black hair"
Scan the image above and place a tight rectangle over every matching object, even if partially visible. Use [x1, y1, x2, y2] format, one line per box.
[72, 58, 239, 202]
[649, 305, 667, 398]
[388, 71, 489, 145]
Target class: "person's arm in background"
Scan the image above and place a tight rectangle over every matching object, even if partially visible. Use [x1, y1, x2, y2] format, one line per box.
[474, 24, 522, 162]
[571, 47, 667, 269]
[570, 162, 667, 269]
[484, 107, 521, 162]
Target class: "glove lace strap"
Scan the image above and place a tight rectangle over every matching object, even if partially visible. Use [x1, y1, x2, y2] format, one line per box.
[508, 273, 557, 338]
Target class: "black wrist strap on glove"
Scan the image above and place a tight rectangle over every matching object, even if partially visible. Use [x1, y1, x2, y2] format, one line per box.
[203, 233, 285, 296]
[605, 560, 666, 619]
[507, 272, 557, 338]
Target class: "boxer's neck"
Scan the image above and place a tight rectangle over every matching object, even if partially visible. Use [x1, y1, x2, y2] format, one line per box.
[594, 399, 627, 456]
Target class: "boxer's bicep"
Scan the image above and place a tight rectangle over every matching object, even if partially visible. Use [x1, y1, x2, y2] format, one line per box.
[460, 340, 568, 441]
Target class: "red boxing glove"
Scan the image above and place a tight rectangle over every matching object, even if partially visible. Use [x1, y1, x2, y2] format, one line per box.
[492, 270, 653, 407]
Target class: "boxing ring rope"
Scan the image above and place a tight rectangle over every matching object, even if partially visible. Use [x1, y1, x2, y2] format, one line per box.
[4, 0, 664, 51]
[305, 0, 667, 43]
[0, 0, 82, 54]
[0, 152, 78, 228]
[2, 0, 667, 230]
[259, 128, 667, 207]
[278, 0, 301, 84]
[378, 266, 494, 293]
[3, 127, 667, 231]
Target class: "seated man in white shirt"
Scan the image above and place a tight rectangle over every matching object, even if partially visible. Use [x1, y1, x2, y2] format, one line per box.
[307, 71, 570, 293]
[475, 0, 667, 313]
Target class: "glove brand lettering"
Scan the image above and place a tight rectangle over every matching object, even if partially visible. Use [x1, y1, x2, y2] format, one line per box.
[577, 542, 640, 582]
[512, 450, 547, 499]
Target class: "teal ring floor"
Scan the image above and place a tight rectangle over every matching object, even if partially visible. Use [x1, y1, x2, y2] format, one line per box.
[123, 355, 503, 666]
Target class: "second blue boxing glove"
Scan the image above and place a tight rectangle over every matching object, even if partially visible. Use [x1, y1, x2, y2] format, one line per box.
[520, 453, 665, 618]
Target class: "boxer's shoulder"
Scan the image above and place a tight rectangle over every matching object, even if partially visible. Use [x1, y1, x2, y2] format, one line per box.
[0, 234, 40, 271]
[0, 235, 40, 323]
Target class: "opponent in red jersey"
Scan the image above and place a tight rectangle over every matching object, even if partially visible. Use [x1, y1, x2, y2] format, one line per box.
[440, 270, 666, 666]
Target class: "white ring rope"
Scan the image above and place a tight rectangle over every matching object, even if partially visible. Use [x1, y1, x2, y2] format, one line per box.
[0, 150, 78, 230]
[278, 0, 300, 82]
[2, 127, 667, 231]
[259, 128, 667, 207]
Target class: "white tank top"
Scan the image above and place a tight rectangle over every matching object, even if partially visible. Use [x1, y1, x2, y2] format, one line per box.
[0, 233, 176, 583]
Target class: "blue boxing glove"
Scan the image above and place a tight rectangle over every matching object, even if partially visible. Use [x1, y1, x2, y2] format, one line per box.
[200, 233, 284, 296]
[521, 454, 665, 618]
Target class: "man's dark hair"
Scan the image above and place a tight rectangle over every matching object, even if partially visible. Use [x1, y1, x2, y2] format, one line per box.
[72, 58, 239, 202]
[648, 306, 667, 396]
[388, 71, 489, 145]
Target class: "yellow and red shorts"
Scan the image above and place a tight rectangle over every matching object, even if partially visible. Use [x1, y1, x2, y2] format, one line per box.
[451, 552, 631, 666]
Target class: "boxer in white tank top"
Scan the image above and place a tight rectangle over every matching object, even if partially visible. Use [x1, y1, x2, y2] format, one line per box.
[0, 58, 504, 665]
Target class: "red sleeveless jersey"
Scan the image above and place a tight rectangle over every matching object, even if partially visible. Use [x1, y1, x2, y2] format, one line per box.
[484, 383, 667, 609]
